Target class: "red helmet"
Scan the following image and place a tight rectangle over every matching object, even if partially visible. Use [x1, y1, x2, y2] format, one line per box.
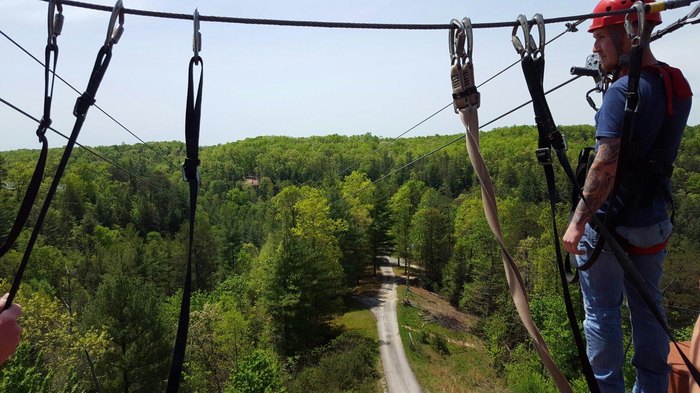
[588, 0, 662, 32]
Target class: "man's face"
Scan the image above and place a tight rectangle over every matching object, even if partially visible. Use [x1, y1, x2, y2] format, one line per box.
[592, 26, 628, 72]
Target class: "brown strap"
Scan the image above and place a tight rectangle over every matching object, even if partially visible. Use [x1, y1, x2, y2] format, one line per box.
[458, 107, 572, 393]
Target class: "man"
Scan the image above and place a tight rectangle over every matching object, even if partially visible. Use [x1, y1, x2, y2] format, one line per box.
[562, 1, 693, 392]
[0, 293, 22, 365]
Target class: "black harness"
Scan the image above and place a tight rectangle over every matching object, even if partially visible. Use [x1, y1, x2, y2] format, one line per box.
[165, 9, 203, 392]
[512, 15, 600, 393]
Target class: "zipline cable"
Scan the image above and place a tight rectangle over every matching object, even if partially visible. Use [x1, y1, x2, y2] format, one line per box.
[337, 19, 585, 179]
[0, 96, 165, 193]
[44, 0, 697, 30]
[0, 29, 180, 173]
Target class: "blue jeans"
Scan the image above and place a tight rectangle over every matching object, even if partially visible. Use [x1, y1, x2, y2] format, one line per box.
[576, 220, 672, 393]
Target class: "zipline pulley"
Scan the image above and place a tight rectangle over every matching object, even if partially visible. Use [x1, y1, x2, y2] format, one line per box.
[449, 18, 479, 113]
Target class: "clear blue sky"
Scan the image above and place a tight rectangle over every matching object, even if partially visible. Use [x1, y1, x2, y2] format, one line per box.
[1, 0, 698, 151]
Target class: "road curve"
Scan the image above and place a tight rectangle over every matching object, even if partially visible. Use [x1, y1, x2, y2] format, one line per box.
[370, 257, 422, 393]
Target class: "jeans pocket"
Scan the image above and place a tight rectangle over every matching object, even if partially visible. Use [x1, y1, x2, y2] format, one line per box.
[615, 219, 672, 248]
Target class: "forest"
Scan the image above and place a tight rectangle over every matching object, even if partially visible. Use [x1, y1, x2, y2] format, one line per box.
[1, 124, 698, 392]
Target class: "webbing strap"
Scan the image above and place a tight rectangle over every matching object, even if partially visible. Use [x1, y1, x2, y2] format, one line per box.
[0, 1, 61, 258]
[165, 54, 203, 393]
[514, 18, 599, 391]
[457, 107, 573, 393]
[450, 18, 572, 391]
[3, 4, 124, 310]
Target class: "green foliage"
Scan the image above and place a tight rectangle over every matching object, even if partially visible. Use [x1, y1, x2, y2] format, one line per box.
[0, 343, 51, 393]
[410, 188, 453, 290]
[288, 333, 379, 393]
[389, 179, 426, 265]
[504, 345, 557, 393]
[2, 125, 698, 390]
[225, 349, 286, 393]
[259, 186, 346, 354]
[81, 276, 170, 393]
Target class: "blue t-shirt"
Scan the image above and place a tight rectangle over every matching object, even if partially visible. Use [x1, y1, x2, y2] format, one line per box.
[594, 69, 692, 226]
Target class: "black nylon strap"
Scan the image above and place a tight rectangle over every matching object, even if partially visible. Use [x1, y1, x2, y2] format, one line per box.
[0, 5, 60, 258]
[519, 52, 601, 393]
[564, 147, 595, 283]
[3, 42, 116, 310]
[166, 55, 203, 393]
[581, 38, 646, 272]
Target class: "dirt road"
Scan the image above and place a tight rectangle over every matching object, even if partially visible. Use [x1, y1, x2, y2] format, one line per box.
[370, 257, 422, 393]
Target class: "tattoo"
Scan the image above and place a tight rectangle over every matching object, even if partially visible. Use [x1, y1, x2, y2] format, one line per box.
[571, 137, 621, 225]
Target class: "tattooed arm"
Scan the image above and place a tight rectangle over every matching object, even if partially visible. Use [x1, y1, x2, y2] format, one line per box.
[562, 137, 620, 254]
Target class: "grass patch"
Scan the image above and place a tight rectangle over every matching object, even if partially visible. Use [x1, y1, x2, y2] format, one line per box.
[334, 296, 378, 341]
[397, 290, 509, 393]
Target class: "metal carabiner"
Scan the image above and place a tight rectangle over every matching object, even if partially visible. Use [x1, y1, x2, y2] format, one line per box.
[48, 0, 64, 39]
[511, 14, 532, 57]
[193, 8, 202, 64]
[449, 18, 465, 65]
[625, 1, 645, 45]
[689, 2, 700, 23]
[462, 17, 473, 63]
[531, 14, 546, 59]
[105, 0, 124, 46]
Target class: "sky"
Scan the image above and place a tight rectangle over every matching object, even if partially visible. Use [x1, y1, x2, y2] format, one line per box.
[1, 0, 698, 151]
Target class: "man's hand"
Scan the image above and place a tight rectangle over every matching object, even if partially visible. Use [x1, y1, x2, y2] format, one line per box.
[563, 221, 587, 255]
[0, 293, 22, 365]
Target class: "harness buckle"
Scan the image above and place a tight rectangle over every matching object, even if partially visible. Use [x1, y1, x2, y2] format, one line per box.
[449, 17, 479, 112]
[535, 147, 553, 166]
[73, 94, 95, 118]
[182, 157, 201, 184]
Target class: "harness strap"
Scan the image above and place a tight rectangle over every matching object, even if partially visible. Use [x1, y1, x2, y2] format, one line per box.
[513, 15, 600, 393]
[0, 1, 62, 258]
[451, 18, 574, 393]
[3, 2, 124, 311]
[165, 50, 203, 393]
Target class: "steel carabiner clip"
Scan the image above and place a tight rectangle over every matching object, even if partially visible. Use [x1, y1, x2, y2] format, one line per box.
[48, 0, 64, 41]
[625, 1, 646, 46]
[511, 14, 533, 58]
[449, 17, 479, 112]
[449, 18, 465, 66]
[449, 18, 474, 68]
[531, 14, 546, 60]
[105, 0, 124, 46]
[193, 8, 202, 64]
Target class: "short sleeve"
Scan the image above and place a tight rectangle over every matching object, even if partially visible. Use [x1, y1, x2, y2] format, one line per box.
[595, 77, 627, 140]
